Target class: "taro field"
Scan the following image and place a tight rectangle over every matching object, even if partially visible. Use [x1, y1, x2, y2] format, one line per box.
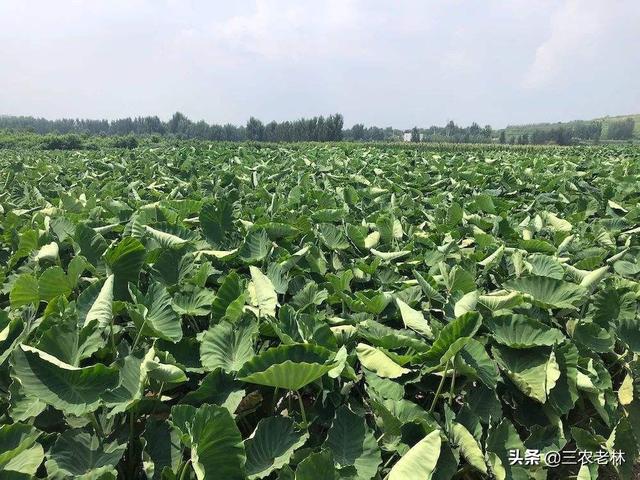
[1, 143, 640, 479]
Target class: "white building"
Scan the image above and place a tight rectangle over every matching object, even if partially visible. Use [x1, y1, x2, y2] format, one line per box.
[403, 131, 424, 142]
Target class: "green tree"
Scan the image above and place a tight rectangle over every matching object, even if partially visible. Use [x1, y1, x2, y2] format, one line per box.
[351, 124, 365, 141]
[328, 113, 344, 141]
[607, 118, 635, 140]
[246, 117, 265, 141]
[410, 127, 421, 142]
[167, 112, 191, 136]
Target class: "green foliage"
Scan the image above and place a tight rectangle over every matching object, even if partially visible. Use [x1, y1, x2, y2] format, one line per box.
[0, 142, 640, 479]
[111, 135, 139, 149]
[607, 118, 636, 140]
[40, 133, 84, 150]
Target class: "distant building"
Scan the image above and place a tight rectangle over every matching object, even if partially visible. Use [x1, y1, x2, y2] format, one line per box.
[403, 131, 424, 142]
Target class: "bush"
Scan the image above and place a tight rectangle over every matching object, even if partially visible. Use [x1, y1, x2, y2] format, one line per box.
[40, 134, 84, 150]
[112, 135, 139, 149]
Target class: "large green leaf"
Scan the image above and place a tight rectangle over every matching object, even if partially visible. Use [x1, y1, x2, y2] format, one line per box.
[45, 430, 125, 480]
[319, 224, 350, 250]
[417, 312, 482, 370]
[200, 317, 257, 372]
[355, 343, 411, 379]
[200, 200, 234, 248]
[458, 338, 499, 388]
[396, 298, 433, 338]
[487, 314, 565, 349]
[180, 367, 245, 411]
[105, 237, 146, 300]
[618, 315, 640, 353]
[486, 419, 527, 480]
[593, 287, 636, 328]
[0, 314, 24, 365]
[547, 343, 579, 415]
[572, 321, 614, 353]
[449, 422, 487, 474]
[145, 225, 188, 248]
[324, 406, 382, 480]
[212, 272, 244, 320]
[388, 429, 441, 480]
[0, 423, 44, 477]
[171, 404, 246, 480]
[75, 223, 108, 267]
[142, 419, 182, 480]
[102, 350, 151, 415]
[526, 254, 564, 279]
[11, 345, 119, 415]
[172, 288, 216, 317]
[79, 275, 114, 327]
[295, 450, 337, 480]
[446, 265, 476, 293]
[503, 276, 586, 309]
[477, 291, 523, 311]
[152, 246, 195, 286]
[239, 229, 270, 263]
[130, 282, 183, 342]
[237, 343, 336, 391]
[245, 416, 309, 479]
[357, 320, 430, 353]
[492, 345, 560, 403]
[9, 274, 39, 308]
[249, 266, 278, 317]
[38, 266, 73, 302]
[35, 318, 103, 367]
[414, 271, 446, 303]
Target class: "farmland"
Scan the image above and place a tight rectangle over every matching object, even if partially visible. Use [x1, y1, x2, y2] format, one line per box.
[1, 142, 640, 479]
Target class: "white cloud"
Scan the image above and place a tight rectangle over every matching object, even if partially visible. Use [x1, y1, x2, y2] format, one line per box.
[211, 0, 365, 60]
[0, 0, 637, 126]
[523, 0, 635, 88]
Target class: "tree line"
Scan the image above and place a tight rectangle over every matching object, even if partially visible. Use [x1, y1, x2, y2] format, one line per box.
[501, 118, 635, 145]
[0, 113, 635, 145]
[0, 113, 493, 144]
[0, 113, 344, 142]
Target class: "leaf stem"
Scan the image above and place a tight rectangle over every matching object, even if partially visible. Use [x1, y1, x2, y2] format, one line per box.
[296, 390, 308, 428]
[187, 314, 200, 333]
[382, 452, 397, 469]
[429, 359, 450, 414]
[131, 319, 145, 350]
[448, 355, 457, 406]
[178, 459, 192, 480]
[110, 320, 116, 353]
[272, 387, 279, 413]
[127, 410, 138, 477]
[381, 452, 398, 480]
[90, 412, 104, 437]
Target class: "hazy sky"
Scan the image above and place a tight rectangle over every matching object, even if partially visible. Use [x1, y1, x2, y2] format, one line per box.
[1, 0, 638, 128]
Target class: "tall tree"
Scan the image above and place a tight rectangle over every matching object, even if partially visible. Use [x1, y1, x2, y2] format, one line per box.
[410, 127, 421, 142]
[351, 124, 365, 141]
[607, 118, 635, 140]
[246, 117, 265, 141]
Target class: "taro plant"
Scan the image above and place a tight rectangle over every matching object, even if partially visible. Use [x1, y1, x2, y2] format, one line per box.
[1, 142, 640, 479]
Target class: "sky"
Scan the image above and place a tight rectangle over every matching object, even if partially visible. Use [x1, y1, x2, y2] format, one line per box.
[0, 0, 638, 129]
